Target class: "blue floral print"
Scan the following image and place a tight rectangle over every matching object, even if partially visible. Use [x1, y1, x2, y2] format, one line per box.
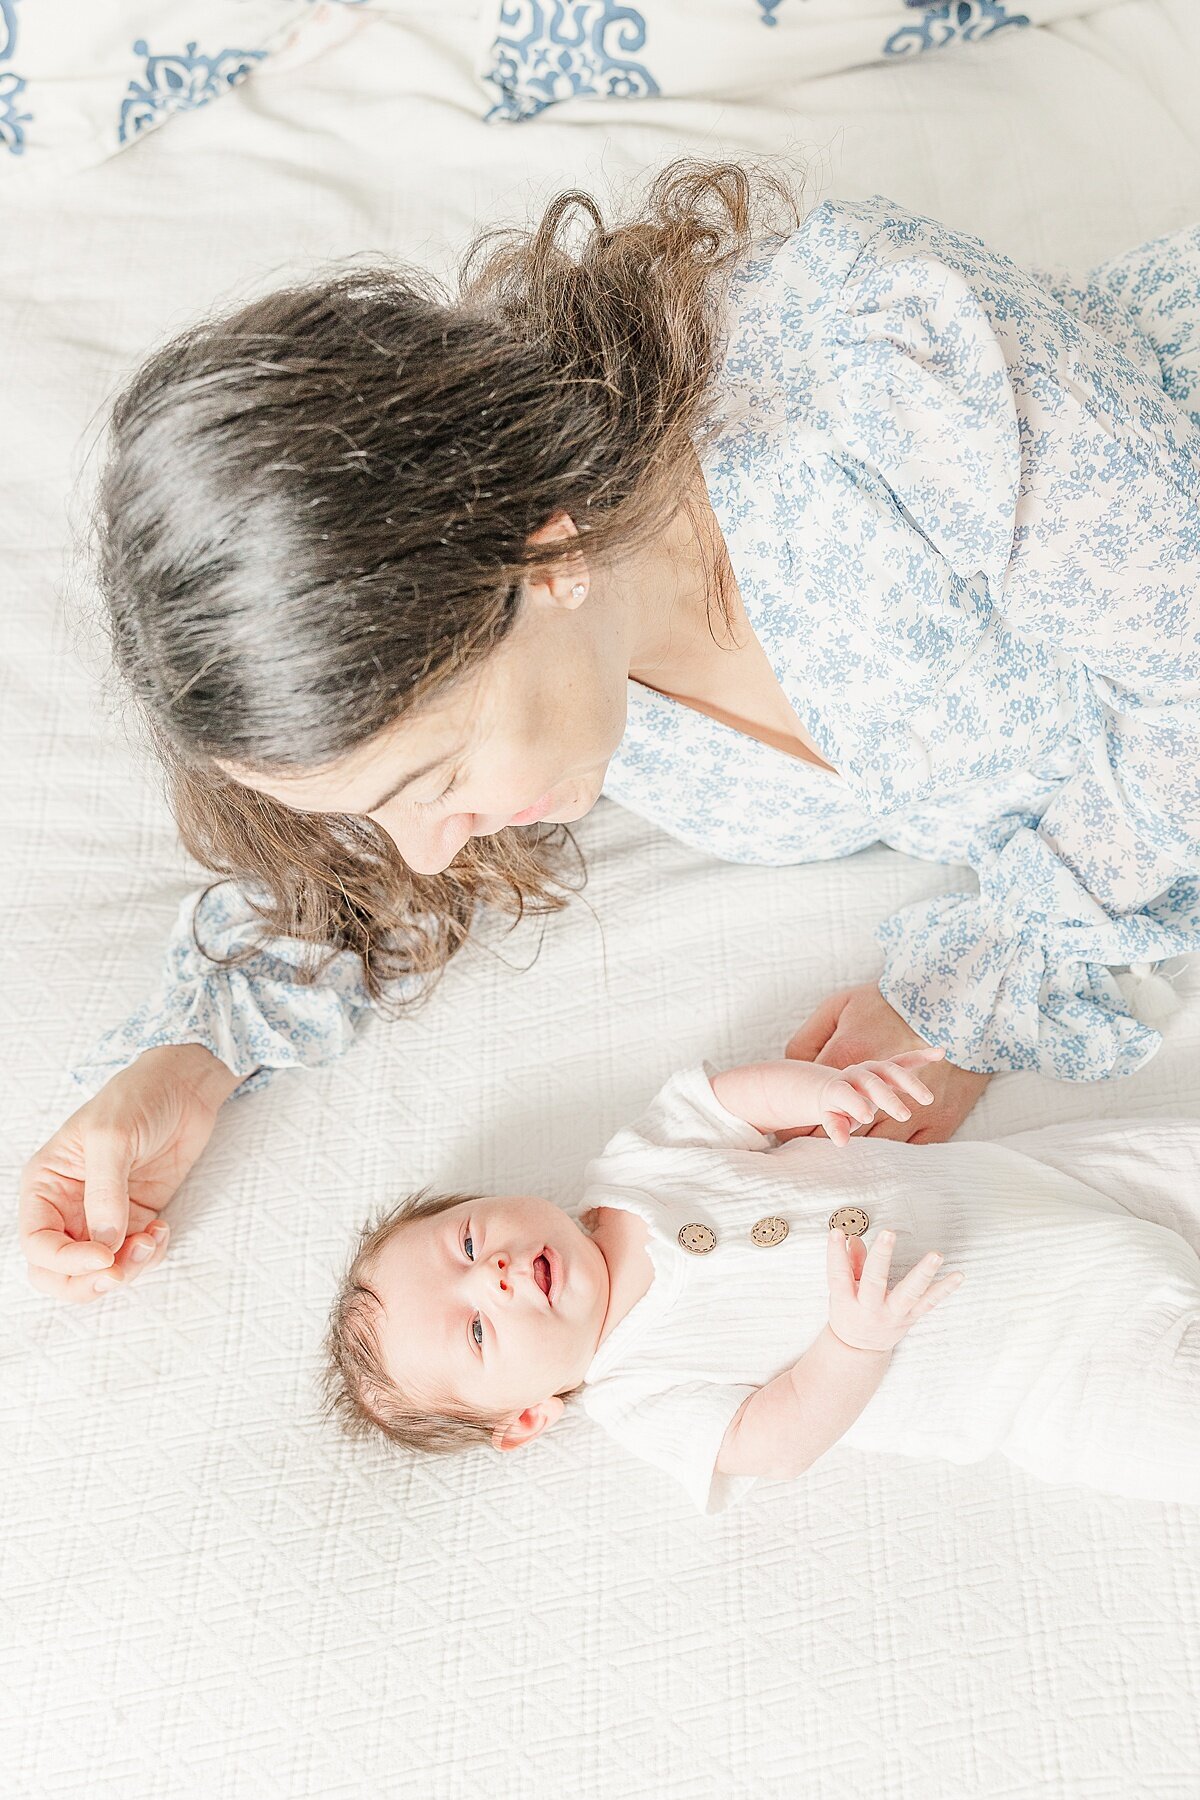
[79, 201, 1200, 1094]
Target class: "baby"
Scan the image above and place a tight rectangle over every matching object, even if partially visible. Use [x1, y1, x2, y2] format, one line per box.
[326, 1050, 1200, 1510]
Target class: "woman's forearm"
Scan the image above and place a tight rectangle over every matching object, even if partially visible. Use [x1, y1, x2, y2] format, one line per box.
[716, 1326, 891, 1479]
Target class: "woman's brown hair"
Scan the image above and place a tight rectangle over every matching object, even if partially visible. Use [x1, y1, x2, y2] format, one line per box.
[97, 159, 800, 1003]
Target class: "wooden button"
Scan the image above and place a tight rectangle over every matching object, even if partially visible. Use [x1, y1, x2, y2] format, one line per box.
[677, 1222, 716, 1255]
[828, 1205, 870, 1237]
[750, 1215, 789, 1247]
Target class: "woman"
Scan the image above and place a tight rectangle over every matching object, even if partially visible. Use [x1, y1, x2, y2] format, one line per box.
[20, 162, 1200, 1303]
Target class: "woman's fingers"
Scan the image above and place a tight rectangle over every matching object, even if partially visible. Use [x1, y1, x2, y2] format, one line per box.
[82, 1129, 135, 1252]
[18, 1173, 113, 1275]
[22, 1224, 113, 1276]
[26, 1221, 169, 1304]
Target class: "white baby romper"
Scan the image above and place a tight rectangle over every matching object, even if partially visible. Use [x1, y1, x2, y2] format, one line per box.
[580, 1069, 1200, 1512]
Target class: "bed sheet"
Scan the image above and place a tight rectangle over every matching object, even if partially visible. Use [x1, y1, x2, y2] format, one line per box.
[3, 6, 1200, 1797]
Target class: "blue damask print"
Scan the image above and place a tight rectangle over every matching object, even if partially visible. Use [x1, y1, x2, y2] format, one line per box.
[0, 0, 27, 157]
[754, 1, 785, 24]
[481, 1, 658, 124]
[118, 39, 267, 145]
[884, 0, 1030, 56]
[0, 0, 20, 61]
[0, 69, 28, 154]
[78, 208, 1200, 1096]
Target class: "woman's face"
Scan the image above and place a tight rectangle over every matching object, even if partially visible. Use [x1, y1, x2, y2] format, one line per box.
[230, 536, 632, 874]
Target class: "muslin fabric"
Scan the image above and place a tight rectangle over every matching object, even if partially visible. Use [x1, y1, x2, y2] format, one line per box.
[580, 1066, 1200, 1513]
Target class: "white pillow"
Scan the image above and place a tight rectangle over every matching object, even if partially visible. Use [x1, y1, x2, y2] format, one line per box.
[0, 0, 318, 178]
[476, 0, 1126, 124]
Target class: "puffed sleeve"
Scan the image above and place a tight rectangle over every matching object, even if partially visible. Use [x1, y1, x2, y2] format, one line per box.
[73, 883, 378, 1096]
[596, 1064, 771, 1161]
[832, 210, 1200, 1078]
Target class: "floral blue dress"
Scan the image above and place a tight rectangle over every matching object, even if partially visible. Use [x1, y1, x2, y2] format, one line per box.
[80, 198, 1200, 1093]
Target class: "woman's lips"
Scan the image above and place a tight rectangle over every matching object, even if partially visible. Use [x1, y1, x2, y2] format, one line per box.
[508, 791, 555, 827]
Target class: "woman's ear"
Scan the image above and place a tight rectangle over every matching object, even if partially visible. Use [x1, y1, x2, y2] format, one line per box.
[524, 512, 589, 611]
[491, 1395, 566, 1453]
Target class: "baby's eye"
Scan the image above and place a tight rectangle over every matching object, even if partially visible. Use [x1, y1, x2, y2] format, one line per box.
[463, 1229, 474, 1261]
[471, 1316, 483, 1350]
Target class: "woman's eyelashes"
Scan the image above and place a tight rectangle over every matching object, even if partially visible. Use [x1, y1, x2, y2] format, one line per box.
[417, 767, 461, 810]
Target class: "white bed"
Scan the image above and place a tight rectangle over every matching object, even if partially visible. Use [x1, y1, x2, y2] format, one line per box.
[4, 6, 1200, 1796]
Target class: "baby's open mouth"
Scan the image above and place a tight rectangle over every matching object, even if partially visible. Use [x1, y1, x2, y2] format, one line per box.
[533, 1252, 552, 1300]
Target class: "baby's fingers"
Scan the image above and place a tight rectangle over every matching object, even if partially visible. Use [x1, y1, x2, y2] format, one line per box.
[857, 1072, 912, 1123]
[891, 1048, 946, 1071]
[825, 1228, 858, 1300]
[823, 1080, 875, 1127]
[857, 1228, 896, 1301]
[888, 1249, 946, 1311]
[910, 1270, 964, 1318]
[868, 1060, 938, 1108]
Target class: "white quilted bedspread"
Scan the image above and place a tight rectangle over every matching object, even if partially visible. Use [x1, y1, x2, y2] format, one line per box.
[4, 6, 1200, 1797]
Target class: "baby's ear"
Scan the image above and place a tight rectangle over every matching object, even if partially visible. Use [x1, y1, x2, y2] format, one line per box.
[491, 1396, 566, 1453]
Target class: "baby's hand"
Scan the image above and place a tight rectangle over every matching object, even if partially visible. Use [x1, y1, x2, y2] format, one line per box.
[817, 1048, 944, 1148]
[826, 1226, 962, 1352]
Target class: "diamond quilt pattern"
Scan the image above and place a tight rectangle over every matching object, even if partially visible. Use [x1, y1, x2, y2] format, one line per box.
[4, 5, 1200, 1797]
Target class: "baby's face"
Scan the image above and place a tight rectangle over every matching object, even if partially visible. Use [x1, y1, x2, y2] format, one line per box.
[366, 1195, 610, 1433]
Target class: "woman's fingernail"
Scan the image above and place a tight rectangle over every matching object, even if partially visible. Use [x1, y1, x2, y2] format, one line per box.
[92, 1227, 122, 1251]
[148, 1221, 169, 1241]
[130, 1241, 153, 1264]
[93, 1275, 119, 1295]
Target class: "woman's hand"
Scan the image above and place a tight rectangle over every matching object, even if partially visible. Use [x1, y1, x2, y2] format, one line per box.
[19, 1044, 241, 1304]
[785, 982, 991, 1143]
[826, 1226, 963, 1353]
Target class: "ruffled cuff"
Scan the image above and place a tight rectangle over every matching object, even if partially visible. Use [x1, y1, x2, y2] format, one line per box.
[73, 886, 377, 1097]
[875, 819, 1200, 1079]
[877, 890, 1159, 1081]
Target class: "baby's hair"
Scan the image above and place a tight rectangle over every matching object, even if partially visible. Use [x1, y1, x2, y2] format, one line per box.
[323, 1188, 503, 1455]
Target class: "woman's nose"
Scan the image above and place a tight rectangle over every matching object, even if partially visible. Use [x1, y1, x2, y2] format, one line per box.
[375, 811, 471, 876]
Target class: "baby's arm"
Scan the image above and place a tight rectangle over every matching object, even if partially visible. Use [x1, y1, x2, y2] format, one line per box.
[711, 1049, 943, 1147]
[716, 1228, 962, 1480]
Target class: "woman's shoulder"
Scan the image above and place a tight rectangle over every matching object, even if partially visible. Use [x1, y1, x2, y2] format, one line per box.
[728, 194, 1002, 328]
[716, 195, 981, 408]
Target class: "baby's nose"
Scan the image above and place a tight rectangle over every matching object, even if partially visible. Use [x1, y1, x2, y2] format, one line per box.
[489, 1251, 512, 1299]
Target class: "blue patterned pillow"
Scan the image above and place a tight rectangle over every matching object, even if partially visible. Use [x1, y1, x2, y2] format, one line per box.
[476, 0, 1125, 124]
[0, 0, 327, 174]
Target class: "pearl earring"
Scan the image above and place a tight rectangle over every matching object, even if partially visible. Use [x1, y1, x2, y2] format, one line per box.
[571, 582, 587, 601]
